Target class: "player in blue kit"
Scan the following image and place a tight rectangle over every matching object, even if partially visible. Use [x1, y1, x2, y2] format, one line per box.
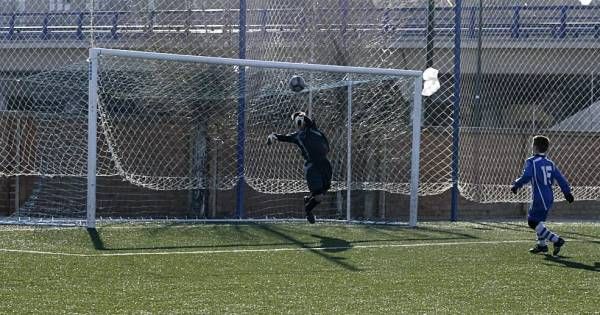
[267, 111, 332, 224]
[511, 135, 574, 256]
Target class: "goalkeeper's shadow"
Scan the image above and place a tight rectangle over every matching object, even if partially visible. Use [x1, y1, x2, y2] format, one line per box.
[257, 224, 361, 272]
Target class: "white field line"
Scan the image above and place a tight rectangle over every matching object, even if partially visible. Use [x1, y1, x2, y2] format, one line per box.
[0, 239, 553, 257]
[2, 221, 599, 232]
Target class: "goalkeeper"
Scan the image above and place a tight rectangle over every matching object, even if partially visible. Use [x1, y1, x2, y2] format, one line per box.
[267, 111, 332, 224]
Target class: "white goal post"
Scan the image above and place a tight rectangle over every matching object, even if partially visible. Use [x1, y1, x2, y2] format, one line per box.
[87, 48, 423, 228]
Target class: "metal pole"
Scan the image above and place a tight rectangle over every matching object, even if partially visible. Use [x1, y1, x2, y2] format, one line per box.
[308, 89, 313, 118]
[426, 0, 436, 69]
[15, 118, 21, 217]
[235, 0, 247, 219]
[346, 81, 352, 221]
[90, 0, 95, 47]
[308, 0, 316, 118]
[87, 49, 99, 228]
[451, 0, 463, 222]
[473, 0, 484, 202]
[93, 48, 422, 77]
[210, 140, 219, 218]
[409, 77, 423, 227]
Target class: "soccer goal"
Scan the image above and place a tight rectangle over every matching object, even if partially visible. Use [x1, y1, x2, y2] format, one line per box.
[53, 48, 426, 227]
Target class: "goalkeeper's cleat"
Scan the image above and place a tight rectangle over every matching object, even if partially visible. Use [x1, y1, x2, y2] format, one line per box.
[304, 197, 320, 224]
[529, 244, 548, 254]
[552, 238, 565, 256]
[306, 212, 316, 224]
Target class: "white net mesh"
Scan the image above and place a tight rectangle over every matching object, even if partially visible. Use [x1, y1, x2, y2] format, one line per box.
[458, 0, 600, 203]
[96, 53, 419, 194]
[96, 56, 239, 191]
[245, 71, 417, 194]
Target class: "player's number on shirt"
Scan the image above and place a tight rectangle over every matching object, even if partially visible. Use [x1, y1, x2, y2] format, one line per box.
[541, 166, 552, 186]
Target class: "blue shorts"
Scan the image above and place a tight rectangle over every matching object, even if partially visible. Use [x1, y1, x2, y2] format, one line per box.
[527, 201, 552, 222]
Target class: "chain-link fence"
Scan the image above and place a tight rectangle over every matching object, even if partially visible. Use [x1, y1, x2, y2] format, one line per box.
[0, 0, 597, 221]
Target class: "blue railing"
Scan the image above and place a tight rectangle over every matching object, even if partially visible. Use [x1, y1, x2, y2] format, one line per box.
[464, 5, 600, 39]
[0, 5, 598, 42]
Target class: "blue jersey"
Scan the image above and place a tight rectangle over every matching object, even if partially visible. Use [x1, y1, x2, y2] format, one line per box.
[512, 154, 571, 221]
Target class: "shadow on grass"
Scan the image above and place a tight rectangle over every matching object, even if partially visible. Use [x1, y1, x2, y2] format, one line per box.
[499, 223, 600, 242]
[87, 223, 479, 252]
[84, 224, 481, 273]
[86, 224, 361, 271]
[414, 226, 478, 240]
[474, 222, 531, 233]
[87, 228, 105, 250]
[257, 224, 360, 271]
[543, 255, 600, 272]
[311, 234, 352, 253]
[557, 230, 600, 242]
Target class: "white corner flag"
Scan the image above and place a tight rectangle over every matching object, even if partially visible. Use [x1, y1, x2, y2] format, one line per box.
[422, 67, 440, 96]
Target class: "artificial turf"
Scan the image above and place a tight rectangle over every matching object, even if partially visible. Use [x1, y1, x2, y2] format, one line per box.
[0, 222, 598, 314]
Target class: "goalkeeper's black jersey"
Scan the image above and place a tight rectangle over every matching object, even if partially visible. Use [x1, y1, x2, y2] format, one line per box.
[274, 126, 330, 163]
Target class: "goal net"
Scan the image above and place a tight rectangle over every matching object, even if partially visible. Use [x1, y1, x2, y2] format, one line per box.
[82, 48, 424, 226]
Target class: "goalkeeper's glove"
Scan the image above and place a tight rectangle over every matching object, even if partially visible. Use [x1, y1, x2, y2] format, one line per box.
[510, 185, 518, 194]
[564, 192, 574, 203]
[267, 133, 277, 145]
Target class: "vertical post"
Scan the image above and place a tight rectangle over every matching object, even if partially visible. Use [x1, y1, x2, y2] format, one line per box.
[185, 8, 192, 36]
[426, 0, 436, 69]
[90, 0, 95, 47]
[451, 0, 463, 222]
[558, 5, 567, 39]
[87, 48, 99, 228]
[111, 13, 119, 39]
[42, 14, 49, 39]
[147, 0, 155, 36]
[236, 0, 247, 219]
[340, 0, 349, 37]
[473, 0, 484, 202]
[260, 9, 267, 34]
[511, 5, 520, 38]
[382, 8, 391, 33]
[308, 88, 313, 118]
[8, 14, 15, 39]
[346, 81, 352, 221]
[14, 176, 19, 216]
[210, 140, 219, 218]
[77, 12, 84, 40]
[409, 76, 423, 227]
[15, 118, 21, 217]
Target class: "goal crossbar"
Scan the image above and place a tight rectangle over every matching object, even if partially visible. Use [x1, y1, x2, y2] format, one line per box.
[90, 48, 423, 77]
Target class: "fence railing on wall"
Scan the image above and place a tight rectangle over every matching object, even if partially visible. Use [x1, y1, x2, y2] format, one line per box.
[0, 5, 598, 42]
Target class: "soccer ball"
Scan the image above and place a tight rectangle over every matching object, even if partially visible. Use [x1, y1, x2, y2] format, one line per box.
[289, 75, 307, 92]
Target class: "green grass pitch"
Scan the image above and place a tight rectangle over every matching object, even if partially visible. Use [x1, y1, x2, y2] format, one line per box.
[0, 222, 598, 314]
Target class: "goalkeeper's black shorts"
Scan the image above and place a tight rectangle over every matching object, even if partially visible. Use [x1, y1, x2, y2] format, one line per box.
[304, 159, 332, 195]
